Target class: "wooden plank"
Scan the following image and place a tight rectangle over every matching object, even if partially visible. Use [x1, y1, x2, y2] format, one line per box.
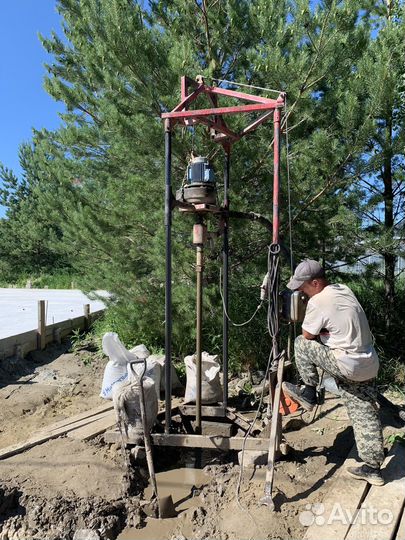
[37, 300, 46, 350]
[151, 433, 270, 451]
[395, 507, 405, 540]
[68, 412, 116, 441]
[262, 353, 285, 507]
[180, 405, 227, 417]
[0, 403, 113, 460]
[226, 409, 252, 432]
[345, 444, 405, 540]
[41, 402, 113, 432]
[304, 445, 369, 540]
[46, 410, 113, 435]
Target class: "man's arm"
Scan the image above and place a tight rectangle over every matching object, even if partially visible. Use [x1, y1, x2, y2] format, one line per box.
[302, 329, 317, 340]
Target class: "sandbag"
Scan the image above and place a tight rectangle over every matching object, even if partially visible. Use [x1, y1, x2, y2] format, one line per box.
[127, 355, 162, 401]
[112, 375, 158, 444]
[148, 354, 183, 391]
[184, 352, 223, 404]
[130, 344, 150, 359]
[100, 332, 134, 399]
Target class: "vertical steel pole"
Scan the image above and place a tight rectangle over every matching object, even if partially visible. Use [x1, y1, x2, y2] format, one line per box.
[222, 148, 230, 409]
[164, 119, 172, 434]
[273, 108, 281, 245]
[195, 244, 203, 434]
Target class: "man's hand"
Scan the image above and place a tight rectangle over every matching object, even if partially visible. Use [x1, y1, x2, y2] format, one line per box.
[302, 329, 317, 340]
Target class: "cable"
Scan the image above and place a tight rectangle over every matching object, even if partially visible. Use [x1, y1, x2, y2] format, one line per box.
[266, 247, 280, 341]
[284, 99, 297, 342]
[209, 77, 283, 96]
[219, 268, 263, 327]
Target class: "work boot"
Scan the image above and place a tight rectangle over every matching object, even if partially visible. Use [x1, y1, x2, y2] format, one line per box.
[282, 382, 317, 411]
[346, 464, 385, 486]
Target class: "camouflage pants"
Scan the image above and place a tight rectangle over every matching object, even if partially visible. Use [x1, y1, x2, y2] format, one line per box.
[294, 335, 384, 468]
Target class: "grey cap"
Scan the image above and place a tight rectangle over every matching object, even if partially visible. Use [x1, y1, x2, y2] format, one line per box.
[287, 259, 325, 290]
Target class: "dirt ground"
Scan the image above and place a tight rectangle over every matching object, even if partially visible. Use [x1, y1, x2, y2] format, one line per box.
[0, 342, 404, 540]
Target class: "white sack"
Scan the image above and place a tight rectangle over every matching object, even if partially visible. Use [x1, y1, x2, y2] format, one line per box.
[184, 352, 223, 404]
[150, 354, 183, 391]
[112, 375, 158, 444]
[130, 344, 150, 359]
[100, 332, 135, 399]
[127, 355, 162, 401]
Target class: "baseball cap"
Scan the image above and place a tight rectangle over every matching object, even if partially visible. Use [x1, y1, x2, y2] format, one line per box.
[287, 259, 325, 290]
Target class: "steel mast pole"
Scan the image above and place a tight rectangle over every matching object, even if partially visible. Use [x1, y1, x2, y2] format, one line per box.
[164, 119, 172, 434]
[222, 148, 230, 409]
[195, 243, 203, 434]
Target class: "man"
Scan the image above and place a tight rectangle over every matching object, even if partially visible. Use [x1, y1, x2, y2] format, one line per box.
[282, 259, 385, 486]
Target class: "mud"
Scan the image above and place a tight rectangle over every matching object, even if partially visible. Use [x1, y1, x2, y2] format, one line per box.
[0, 343, 403, 540]
[0, 485, 142, 540]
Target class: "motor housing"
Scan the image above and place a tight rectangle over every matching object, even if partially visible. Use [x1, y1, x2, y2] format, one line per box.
[176, 156, 217, 205]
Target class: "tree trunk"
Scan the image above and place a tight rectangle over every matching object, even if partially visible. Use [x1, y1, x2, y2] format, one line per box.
[382, 116, 396, 330]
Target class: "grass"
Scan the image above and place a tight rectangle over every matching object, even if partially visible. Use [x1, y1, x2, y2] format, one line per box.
[0, 270, 83, 289]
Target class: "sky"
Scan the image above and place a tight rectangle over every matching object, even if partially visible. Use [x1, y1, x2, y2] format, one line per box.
[0, 2, 64, 217]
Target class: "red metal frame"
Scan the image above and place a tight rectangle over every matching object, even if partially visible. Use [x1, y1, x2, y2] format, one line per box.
[162, 76, 285, 149]
[162, 75, 285, 245]
[161, 75, 286, 434]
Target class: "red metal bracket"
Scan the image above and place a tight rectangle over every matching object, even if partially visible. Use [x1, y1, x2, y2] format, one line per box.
[162, 75, 285, 146]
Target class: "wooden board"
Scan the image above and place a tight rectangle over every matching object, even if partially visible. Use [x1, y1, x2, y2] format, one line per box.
[68, 412, 116, 441]
[226, 409, 252, 432]
[0, 403, 114, 460]
[47, 410, 113, 436]
[41, 402, 113, 432]
[179, 405, 227, 417]
[345, 443, 405, 540]
[304, 445, 369, 540]
[104, 430, 271, 450]
[151, 433, 271, 451]
[395, 507, 405, 540]
[262, 353, 285, 504]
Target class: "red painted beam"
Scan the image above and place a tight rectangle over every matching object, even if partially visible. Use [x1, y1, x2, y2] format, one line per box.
[191, 116, 239, 140]
[162, 102, 282, 120]
[273, 108, 281, 244]
[172, 84, 205, 112]
[240, 110, 274, 136]
[204, 85, 279, 105]
[181, 76, 198, 101]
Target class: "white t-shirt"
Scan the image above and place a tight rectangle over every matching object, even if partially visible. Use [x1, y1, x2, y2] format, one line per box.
[302, 284, 379, 382]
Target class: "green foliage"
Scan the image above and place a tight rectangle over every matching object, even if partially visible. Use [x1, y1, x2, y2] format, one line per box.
[0, 0, 404, 375]
[69, 327, 104, 365]
[345, 277, 405, 373]
[386, 433, 405, 446]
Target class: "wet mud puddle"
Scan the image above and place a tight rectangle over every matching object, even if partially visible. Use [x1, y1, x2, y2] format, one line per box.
[118, 467, 209, 539]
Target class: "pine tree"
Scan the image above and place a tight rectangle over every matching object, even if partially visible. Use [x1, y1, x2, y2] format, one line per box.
[2, 0, 402, 367]
[348, 0, 405, 329]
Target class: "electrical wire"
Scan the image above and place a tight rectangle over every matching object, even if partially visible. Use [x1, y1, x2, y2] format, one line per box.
[266, 247, 280, 342]
[284, 99, 297, 342]
[219, 268, 263, 327]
